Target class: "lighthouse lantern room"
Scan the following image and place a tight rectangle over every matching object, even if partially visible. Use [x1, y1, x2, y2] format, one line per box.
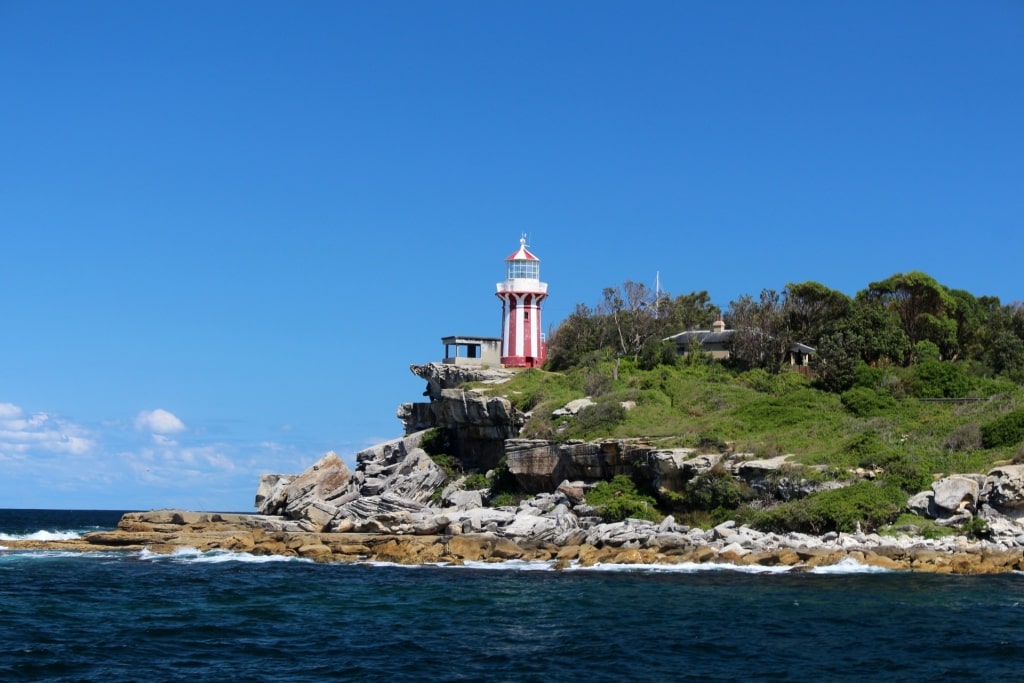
[496, 236, 548, 367]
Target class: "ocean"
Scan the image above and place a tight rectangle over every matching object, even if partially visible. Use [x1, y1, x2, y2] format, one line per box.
[2, 509, 1023, 682]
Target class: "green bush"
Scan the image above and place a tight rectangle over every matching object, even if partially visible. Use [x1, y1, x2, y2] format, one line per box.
[463, 473, 489, 490]
[681, 465, 745, 511]
[639, 338, 678, 371]
[751, 481, 906, 534]
[575, 400, 627, 433]
[731, 389, 830, 432]
[840, 387, 897, 417]
[840, 429, 888, 464]
[981, 408, 1024, 448]
[586, 475, 661, 522]
[911, 360, 971, 399]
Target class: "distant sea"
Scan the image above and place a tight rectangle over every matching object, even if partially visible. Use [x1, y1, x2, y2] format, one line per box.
[3, 509, 1024, 682]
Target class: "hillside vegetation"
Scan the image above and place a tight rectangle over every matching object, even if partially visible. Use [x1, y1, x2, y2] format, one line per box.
[473, 272, 1024, 532]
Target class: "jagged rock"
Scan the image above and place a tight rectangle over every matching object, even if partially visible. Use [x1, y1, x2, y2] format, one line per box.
[556, 480, 586, 505]
[447, 490, 484, 510]
[907, 490, 937, 517]
[254, 473, 295, 515]
[936, 510, 973, 527]
[932, 476, 979, 513]
[552, 398, 596, 417]
[633, 449, 718, 492]
[982, 465, 1024, 512]
[396, 402, 435, 434]
[505, 439, 633, 492]
[734, 455, 794, 478]
[399, 388, 521, 470]
[271, 452, 352, 522]
[409, 362, 515, 400]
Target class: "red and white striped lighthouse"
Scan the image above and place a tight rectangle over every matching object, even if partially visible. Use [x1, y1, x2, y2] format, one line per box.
[496, 236, 548, 367]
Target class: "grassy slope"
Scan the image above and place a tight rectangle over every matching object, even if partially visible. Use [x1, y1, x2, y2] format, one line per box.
[472, 359, 1024, 484]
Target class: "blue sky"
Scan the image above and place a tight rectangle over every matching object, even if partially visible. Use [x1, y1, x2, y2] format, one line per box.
[2, 2, 1022, 511]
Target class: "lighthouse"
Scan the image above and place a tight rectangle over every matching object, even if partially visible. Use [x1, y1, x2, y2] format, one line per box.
[496, 236, 548, 367]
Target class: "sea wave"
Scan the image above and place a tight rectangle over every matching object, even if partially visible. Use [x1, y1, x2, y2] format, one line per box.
[807, 557, 898, 574]
[0, 530, 82, 541]
[0, 549, 128, 561]
[365, 558, 897, 575]
[137, 546, 314, 564]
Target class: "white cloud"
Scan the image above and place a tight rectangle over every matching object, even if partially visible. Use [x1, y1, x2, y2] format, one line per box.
[135, 409, 186, 434]
[0, 403, 95, 457]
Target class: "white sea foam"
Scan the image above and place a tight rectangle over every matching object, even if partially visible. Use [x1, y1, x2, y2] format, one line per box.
[0, 530, 82, 541]
[0, 549, 127, 561]
[565, 561, 796, 574]
[807, 557, 897, 574]
[459, 559, 558, 571]
[137, 547, 313, 564]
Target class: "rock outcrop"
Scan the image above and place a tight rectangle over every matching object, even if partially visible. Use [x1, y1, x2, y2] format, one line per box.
[12, 507, 1024, 575]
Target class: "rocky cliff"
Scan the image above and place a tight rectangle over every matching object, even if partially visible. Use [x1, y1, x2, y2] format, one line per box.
[20, 363, 1024, 573]
[247, 363, 1024, 563]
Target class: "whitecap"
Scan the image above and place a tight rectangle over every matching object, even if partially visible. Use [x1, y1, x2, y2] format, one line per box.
[808, 557, 897, 574]
[0, 530, 82, 541]
[137, 547, 312, 564]
[458, 559, 557, 571]
[565, 561, 796, 575]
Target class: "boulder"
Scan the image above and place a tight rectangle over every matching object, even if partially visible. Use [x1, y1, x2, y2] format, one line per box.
[932, 476, 979, 514]
[552, 398, 596, 417]
[907, 491, 936, 518]
[409, 363, 514, 400]
[273, 452, 352, 520]
[982, 465, 1024, 512]
[254, 473, 295, 515]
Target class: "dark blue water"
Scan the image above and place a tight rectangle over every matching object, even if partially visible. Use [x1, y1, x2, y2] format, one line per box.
[2, 510, 1023, 681]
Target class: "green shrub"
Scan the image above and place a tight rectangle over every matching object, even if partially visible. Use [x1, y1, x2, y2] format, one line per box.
[731, 389, 830, 432]
[914, 340, 941, 363]
[751, 481, 906, 534]
[639, 338, 678, 371]
[853, 363, 886, 389]
[945, 423, 982, 452]
[463, 473, 489, 490]
[840, 429, 888, 464]
[876, 454, 932, 494]
[681, 465, 745, 511]
[884, 513, 954, 540]
[840, 387, 897, 417]
[420, 428, 452, 458]
[575, 400, 627, 433]
[911, 360, 971, 399]
[586, 475, 661, 522]
[484, 457, 526, 506]
[981, 408, 1024, 448]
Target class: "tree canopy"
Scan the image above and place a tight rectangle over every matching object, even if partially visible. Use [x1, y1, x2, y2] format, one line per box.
[544, 271, 1024, 388]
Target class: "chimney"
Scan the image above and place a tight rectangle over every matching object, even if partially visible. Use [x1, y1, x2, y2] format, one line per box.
[712, 316, 725, 333]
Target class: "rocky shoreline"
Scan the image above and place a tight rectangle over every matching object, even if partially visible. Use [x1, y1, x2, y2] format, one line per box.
[14, 364, 1024, 575]
[6, 508, 1024, 575]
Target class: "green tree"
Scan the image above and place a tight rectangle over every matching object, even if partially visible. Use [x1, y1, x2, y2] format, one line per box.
[849, 295, 911, 365]
[864, 271, 953, 356]
[783, 281, 853, 347]
[727, 289, 793, 373]
[545, 303, 610, 371]
[658, 290, 720, 336]
[812, 329, 864, 393]
[601, 281, 660, 361]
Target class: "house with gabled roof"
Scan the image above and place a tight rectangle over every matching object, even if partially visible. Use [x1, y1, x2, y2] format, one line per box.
[665, 317, 815, 367]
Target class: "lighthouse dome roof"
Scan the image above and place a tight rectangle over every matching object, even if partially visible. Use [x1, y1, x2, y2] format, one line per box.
[506, 236, 539, 262]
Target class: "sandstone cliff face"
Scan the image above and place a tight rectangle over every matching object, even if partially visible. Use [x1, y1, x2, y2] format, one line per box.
[397, 364, 524, 472]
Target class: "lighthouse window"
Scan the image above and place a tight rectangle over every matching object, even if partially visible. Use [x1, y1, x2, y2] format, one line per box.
[507, 260, 539, 279]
